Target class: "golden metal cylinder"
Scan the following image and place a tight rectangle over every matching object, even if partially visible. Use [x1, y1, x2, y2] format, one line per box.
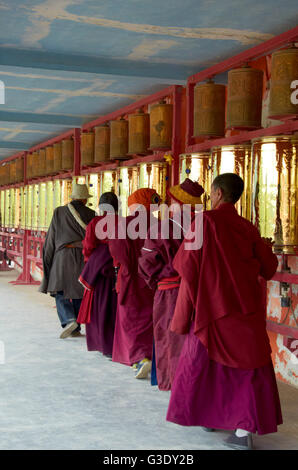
[16, 158, 24, 183]
[211, 145, 252, 220]
[61, 139, 74, 170]
[53, 142, 62, 173]
[149, 100, 173, 150]
[110, 119, 129, 160]
[194, 81, 226, 137]
[31, 152, 39, 178]
[94, 125, 110, 163]
[0, 164, 5, 186]
[269, 47, 298, 120]
[38, 149, 46, 177]
[128, 110, 150, 155]
[9, 160, 17, 184]
[227, 66, 263, 129]
[179, 153, 212, 210]
[45, 146, 54, 175]
[81, 131, 95, 166]
[252, 136, 298, 253]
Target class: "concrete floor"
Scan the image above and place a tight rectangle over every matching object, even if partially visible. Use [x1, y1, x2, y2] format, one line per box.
[0, 269, 297, 450]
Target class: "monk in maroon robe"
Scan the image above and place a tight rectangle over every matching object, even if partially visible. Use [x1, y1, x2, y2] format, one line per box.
[166, 173, 282, 450]
[109, 188, 161, 379]
[77, 192, 118, 357]
[139, 179, 204, 391]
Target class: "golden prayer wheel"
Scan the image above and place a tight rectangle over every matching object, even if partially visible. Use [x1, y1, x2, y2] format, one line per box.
[0, 163, 9, 185]
[4, 163, 10, 185]
[26, 154, 32, 180]
[45, 146, 54, 175]
[226, 66, 263, 129]
[31, 152, 39, 178]
[128, 109, 150, 155]
[194, 81, 226, 137]
[16, 157, 24, 183]
[94, 124, 110, 163]
[81, 131, 95, 166]
[252, 136, 298, 253]
[110, 118, 129, 160]
[61, 139, 74, 171]
[53, 142, 62, 173]
[149, 100, 173, 150]
[211, 145, 252, 220]
[179, 153, 212, 210]
[38, 149, 46, 177]
[0, 164, 5, 186]
[9, 160, 17, 184]
[269, 47, 298, 120]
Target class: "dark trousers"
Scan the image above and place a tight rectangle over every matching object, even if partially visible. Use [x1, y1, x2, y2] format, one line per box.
[55, 291, 82, 329]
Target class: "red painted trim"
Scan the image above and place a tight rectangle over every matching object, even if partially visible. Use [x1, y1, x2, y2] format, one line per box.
[28, 128, 77, 153]
[272, 272, 298, 284]
[0, 151, 25, 164]
[186, 120, 298, 153]
[188, 26, 298, 85]
[82, 85, 178, 130]
[267, 320, 298, 339]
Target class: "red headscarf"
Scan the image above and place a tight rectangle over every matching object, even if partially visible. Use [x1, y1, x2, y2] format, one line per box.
[128, 188, 160, 212]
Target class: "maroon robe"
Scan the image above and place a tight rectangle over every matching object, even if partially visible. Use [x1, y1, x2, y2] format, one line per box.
[109, 215, 154, 366]
[138, 219, 186, 390]
[78, 216, 117, 355]
[167, 203, 282, 433]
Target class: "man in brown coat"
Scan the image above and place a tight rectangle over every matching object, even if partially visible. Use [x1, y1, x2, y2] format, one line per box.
[40, 183, 95, 338]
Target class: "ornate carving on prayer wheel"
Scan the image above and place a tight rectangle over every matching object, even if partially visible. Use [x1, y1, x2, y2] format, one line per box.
[252, 136, 298, 253]
[37, 149, 46, 177]
[149, 100, 173, 150]
[226, 66, 263, 130]
[110, 118, 129, 160]
[128, 109, 150, 155]
[9, 160, 16, 184]
[31, 152, 39, 178]
[94, 125, 110, 163]
[269, 47, 298, 120]
[45, 146, 54, 175]
[61, 139, 74, 171]
[81, 131, 95, 166]
[211, 145, 252, 220]
[194, 81, 226, 137]
[16, 158, 24, 183]
[179, 153, 212, 210]
[53, 142, 62, 173]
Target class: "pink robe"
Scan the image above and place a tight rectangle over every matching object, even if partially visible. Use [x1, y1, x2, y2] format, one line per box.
[138, 219, 186, 390]
[109, 215, 154, 366]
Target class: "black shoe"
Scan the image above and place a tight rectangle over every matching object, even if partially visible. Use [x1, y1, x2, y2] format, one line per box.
[202, 427, 215, 432]
[224, 433, 253, 450]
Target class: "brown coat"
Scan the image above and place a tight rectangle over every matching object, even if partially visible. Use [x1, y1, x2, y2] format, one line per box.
[39, 201, 95, 299]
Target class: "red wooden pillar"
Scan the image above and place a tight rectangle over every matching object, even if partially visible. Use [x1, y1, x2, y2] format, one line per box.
[10, 230, 40, 285]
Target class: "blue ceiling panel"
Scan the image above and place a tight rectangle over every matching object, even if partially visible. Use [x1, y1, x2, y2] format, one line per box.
[0, 0, 297, 160]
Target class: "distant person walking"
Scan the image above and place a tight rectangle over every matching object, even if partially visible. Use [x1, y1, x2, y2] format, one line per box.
[40, 183, 95, 338]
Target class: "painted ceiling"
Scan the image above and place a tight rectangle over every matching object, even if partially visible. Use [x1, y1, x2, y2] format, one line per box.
[0, 0, 297, 160]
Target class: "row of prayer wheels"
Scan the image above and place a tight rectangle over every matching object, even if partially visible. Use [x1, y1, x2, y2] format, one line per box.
[180, 135, 298, 253]
[26, 139, 74, 180]
[81, 101, 173, 166]
[194, 47, 298, 137]
[0, 158, 24, 186]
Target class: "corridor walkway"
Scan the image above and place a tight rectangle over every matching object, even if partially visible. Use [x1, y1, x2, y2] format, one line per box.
[0, 270, 297, 450]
